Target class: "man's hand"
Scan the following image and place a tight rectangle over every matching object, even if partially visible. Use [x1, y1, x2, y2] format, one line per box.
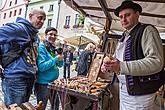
[101, 56, 113, 73]
[109, 59, 120, 74]
[101, 56, 120, 74]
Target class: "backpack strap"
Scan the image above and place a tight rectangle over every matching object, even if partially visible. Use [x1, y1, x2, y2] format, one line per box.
[1, 41, 31, 68]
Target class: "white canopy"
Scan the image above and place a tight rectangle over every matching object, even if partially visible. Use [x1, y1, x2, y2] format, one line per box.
[64, 0, 165, 33]
[63, 33, 99, 46]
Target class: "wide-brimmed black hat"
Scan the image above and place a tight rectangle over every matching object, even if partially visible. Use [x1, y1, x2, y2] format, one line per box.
[114, 0, 142, 17]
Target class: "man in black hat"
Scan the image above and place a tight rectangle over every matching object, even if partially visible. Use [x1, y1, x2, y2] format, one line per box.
[101, 0, 164, 110]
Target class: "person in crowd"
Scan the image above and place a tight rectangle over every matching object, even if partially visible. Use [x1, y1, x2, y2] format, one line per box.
[35, 27, 63, 110]
[63, 46, 73, 78]
[77, 43, 95, 76]
[101, 1, 164, 110]
[0, 9, 46, 106]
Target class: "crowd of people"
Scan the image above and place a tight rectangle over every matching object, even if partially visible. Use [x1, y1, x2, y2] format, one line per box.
[0, 0, 164, 110]
[0, 8, 96, 109]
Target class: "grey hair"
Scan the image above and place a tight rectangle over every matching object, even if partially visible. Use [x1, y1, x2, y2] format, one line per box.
[29, 9, 46, 16]
[85, 43, 95, 50]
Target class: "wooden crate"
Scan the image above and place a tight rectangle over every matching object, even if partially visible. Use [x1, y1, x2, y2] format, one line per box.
[8, 103, 22, 110]
[20, 102, 36, 110]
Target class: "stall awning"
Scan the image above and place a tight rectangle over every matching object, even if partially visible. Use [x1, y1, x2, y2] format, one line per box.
[64, 0, 165, 32]
[64, 33, 99, 46]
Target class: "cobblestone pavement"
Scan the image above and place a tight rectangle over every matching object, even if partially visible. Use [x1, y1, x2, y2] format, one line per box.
[0, 67, 77, 110]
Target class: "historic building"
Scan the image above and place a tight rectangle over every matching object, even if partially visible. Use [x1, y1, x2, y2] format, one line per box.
[27, 0, 91, 46]
[0, 0, 99, 46]
[0, 0, 29, 26]
[27, 0, 59, 37]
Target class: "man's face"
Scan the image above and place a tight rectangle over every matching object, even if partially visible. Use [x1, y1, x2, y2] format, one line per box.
[68, 47, 72, 51]
[29, 12, 46, 29]
[46, 30, 58, 45]
[119, 8, 139, 30]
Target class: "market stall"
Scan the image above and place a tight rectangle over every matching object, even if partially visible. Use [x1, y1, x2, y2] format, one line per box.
[52, 0, 165, 109]
[48, 53, 114, 110]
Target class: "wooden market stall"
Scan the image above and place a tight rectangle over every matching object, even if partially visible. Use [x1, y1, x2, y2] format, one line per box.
[48, 52, 113, 110]
[49, 0, 165, 110]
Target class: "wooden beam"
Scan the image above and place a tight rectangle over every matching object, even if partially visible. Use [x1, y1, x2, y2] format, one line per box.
[107, 34, 122, 39]
[98, 0, 112, 31]
[98, 0, 112, 20]
[86, 14, 106, 19]
[141, 12, 165, 18]
[133, 0, 165, 3]
[80, 6, 102, 11]
[70, 0, 87, 16]
[78, 6, 165, 19]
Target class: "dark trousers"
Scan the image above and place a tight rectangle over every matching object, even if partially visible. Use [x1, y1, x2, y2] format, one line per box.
[63, 63, 70, 78]
[34, 83, 59, 110]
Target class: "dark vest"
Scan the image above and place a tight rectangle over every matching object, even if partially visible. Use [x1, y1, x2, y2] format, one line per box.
[122, 23, 164, 95]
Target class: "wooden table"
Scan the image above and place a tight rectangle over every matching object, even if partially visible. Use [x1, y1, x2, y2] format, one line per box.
[48, 82, 112, 110]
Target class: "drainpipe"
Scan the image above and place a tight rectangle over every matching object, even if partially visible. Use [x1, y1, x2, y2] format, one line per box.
[56, 0, 62, 29]
[25, 0, 29, 18]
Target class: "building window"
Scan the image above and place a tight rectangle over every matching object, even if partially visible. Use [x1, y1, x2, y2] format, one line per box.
[48, 4, 54, 12]
[75, 14, 79, 25]
[19, 8, 22, 15]
[9, 11, 12, 17]
[73, 14, 79, 28]
[14, 10, 17, 16]
[15, 0, 17, 4]
[40, 6, 43, 9]
[3, 13, 6, 19]
[64, 16, 70, 28]
[47, 19, 52, 27]
[9, 1, 12, 6]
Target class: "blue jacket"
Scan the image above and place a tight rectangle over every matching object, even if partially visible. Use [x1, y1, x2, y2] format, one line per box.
[37, 43, 63, 84]
[0, 17, 39, 78]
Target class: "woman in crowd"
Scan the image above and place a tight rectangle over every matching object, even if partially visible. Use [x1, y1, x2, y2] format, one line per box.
[35, 27, 63, 110]
[76, 43, 95, 76]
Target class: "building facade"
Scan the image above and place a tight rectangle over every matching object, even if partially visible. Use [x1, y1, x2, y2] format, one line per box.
[0, 0, 29, 26]
[27, 0, 59, 38]
[57, 0, 85, 39]
[0, 0, 99, 46]
[27, 0, 88, 45]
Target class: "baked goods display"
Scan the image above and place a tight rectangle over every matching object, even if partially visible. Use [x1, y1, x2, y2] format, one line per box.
[48, 53, 112, 100]
[51, 76, 110, 95]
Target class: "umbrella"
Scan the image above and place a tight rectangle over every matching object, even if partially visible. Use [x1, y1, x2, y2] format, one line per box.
[64, 33, 99, 46]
